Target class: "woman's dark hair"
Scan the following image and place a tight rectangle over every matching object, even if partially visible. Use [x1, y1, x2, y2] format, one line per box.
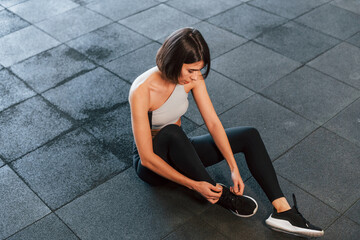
[156, 28, 210, 83]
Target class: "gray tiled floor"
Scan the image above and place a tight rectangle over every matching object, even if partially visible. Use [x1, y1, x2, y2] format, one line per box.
[8, 0, 79, 23]
[0, 69, 36, 112]
[261, 66, 360, 124]
[255, 21, 339, 63]
[308, 42, 360, 89]
[274, 128, 360, 212]
[331, 0, 360, 15]
[67, 23, 151, 64]
[87, 0, 158, 21]
[7, 214, 78, 240]
[0, 9, 29, 38]
[295, 4, 360, 40]
[0, 166, 50, 240]
[347, 32, 360, 48]
[10, 44, 95, 93]
[0, 26, 60, 67]
[119, 4, 200, 41]
[104, 42, 161, 82]
[36, 7, 111, 42]
[212, 41, 301, 91]
[1, 0, 359, 239]
[208, 4, 286, 39]
[249, 0, 330, 19]
[42, 67, 130, 120]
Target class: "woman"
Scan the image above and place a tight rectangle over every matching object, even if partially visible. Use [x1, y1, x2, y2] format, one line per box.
[129, 28, 324, 238]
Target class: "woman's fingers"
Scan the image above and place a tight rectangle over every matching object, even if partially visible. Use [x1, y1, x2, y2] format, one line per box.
[210, 183, 222, 193]
[205, 183, 222, 201]
[240, 183, 244, 195]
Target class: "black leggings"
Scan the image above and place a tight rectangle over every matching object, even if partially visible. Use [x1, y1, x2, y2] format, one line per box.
[133, 124, 284, 202]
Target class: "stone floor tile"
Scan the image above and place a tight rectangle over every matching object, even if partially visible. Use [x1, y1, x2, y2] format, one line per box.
[163, 217, 228, 240]
[167, 0, 243, 20]
[119, 4, 200, 40]
[7, 214, 78, 240]
[296, 4, 360, 40]
[180, 116, 199, 134]
[325, 98, 360, 146]
[72, 0, 96, 6]
[212, 42, 301, 91]
[345, 200, 360, 225]
[43, 67, 130, 120]
[323, 216, 360, 240]
[0, 96, 73, 161]
[185, 70, 254, 125]
[154, 181, 212, 216]
[67, 23, 151, 65]
[0, 69, 36, 112]
[249, 0, 330, 19]
[9, 0, 78, 23]
[187, 127, 208, 138]
[83, 104, 133, 166]
[261, 66, 360, 124]
[255, 21, 339, 63]
[0, 158, 4, 167]
[192, 21, 247, 59]
[0, 0, 28, 8]
[10, 44, 95, 93]
[276, 176, 340, 229]
[208, 4, 286, 39]
[87, 0, 158, 21]
[12, 128, 127, 209]
[36, 7, 111, 42]
[0, 26, 60, 67]
[308, 42, 360, 89]
[347, 32, 360, 48]
[218, 94, 317, 159]
[273, 128, 360, 212]
[0, 9, 29, 38]
[331, 0, 360, 15]
[0, 165, 50, 239]
[104, 42, 161, 82]
[56, 168, 194, 240]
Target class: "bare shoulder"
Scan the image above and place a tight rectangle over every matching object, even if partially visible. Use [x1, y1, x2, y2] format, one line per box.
[129, 68, 160, 105]
[189, 74, 206, 92]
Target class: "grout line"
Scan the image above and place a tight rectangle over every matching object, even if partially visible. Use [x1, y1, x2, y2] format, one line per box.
[306, 64, 360, 91]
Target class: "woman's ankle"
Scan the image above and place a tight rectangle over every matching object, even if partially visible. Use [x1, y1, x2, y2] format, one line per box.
[272, 197, 291, 213]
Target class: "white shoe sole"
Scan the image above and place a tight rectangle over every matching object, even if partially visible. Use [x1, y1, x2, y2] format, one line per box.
[266, 214, 324, 237]
[230, 194, 258, 218]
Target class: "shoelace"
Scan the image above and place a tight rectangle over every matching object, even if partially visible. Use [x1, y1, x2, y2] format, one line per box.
[221, 188, 237, 210]
[292, 194, 311, 228]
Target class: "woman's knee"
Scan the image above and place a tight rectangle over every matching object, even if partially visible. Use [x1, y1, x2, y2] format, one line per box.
[244, 127, 260, 138]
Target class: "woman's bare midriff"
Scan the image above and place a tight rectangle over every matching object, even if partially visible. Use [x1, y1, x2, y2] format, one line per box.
[151, 118, 181, 138]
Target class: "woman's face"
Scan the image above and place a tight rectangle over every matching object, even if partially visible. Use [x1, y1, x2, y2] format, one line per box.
[178, 60, 204, 85]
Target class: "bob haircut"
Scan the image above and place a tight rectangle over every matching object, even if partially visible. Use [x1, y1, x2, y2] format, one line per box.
[156, 27, 210, 84]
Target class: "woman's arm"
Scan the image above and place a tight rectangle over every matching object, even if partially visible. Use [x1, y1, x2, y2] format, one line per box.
[191, 78, 244, 195]
[130, 84, 223, 202]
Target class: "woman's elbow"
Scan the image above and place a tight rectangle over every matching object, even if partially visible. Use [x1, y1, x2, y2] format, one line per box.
[139, 153, 154, 168]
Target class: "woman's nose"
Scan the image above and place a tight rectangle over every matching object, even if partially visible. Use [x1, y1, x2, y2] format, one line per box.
[191, 72, 198, 81]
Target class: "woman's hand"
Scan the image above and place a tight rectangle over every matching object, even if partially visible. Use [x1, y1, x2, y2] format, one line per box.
[193, 181, 223, 204]
[230, 168, 244, 196]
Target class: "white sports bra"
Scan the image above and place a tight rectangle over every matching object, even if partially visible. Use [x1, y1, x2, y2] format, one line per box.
[129, 67, 189, 130]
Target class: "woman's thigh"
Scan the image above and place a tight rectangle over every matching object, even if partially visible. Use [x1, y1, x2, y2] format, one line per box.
[189, 126, 257, 167]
